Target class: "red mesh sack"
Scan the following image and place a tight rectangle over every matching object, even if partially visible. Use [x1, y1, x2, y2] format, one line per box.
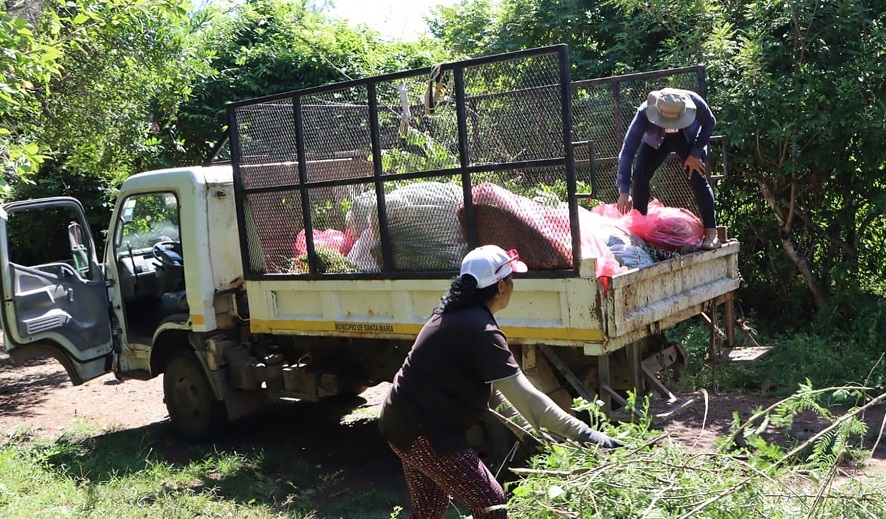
[457, 183, 626, 279]
[458, 183, 572, 270]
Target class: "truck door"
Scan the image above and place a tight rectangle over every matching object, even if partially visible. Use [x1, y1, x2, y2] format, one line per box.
[0, 197, 113, 384]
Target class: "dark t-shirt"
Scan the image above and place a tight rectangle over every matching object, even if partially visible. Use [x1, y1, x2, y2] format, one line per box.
[378, 305, 520, 453]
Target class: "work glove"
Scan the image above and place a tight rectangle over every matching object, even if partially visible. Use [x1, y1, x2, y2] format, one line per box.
[577, 427, 622, 449]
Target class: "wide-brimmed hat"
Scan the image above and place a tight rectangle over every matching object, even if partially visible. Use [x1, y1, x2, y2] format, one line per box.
[460, 245, 528, 289]
[646, 88, 697, 129]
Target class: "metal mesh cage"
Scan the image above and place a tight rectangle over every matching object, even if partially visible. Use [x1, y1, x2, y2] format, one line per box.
[301, 87, 373, 168]
[571, 67, 711, 215]
[463, 55, 565, 164]
[229, 45, 577, 279]
[242, 189, 303, 274]
[235, 100, 300, 190]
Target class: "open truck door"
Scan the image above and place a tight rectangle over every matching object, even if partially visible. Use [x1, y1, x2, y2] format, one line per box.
[0, 197, 114, 384]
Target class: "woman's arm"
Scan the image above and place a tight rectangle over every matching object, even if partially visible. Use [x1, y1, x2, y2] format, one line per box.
[493, 372, 620, 448]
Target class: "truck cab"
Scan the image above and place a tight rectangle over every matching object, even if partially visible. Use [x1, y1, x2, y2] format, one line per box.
[105, 166, 244, 364]
[0, 166, 251, 435]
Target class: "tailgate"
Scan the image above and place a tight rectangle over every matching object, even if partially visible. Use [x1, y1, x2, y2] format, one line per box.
[602, 242, 741, 342]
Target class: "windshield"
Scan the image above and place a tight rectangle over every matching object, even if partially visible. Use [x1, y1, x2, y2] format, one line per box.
[115, 193, 180, 250]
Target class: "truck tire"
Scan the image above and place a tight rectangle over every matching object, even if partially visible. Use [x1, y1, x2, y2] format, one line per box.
[164, 352, 227, 439]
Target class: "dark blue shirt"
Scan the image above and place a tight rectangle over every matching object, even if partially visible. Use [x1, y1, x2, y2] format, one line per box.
[616, 90, 716, 194]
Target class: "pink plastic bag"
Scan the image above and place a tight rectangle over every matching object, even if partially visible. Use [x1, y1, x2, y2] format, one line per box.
[577, 208, 629, 279]
[294, 229, 348, 257]
[590, 202, 626, 221]
[626, 200, 703, 252]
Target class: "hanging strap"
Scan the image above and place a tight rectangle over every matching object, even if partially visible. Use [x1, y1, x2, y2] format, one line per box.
[423, 63, 446, 115]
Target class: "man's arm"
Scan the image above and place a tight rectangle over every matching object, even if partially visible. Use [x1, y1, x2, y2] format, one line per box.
[688, 91, 716, 158]
[616, 105, 649, 195]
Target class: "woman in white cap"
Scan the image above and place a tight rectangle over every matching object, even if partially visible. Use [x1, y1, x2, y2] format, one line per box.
[379, 244, 619, 519]
[616, 88, 721, 250]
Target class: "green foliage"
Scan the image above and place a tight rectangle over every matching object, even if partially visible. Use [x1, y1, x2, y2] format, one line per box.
[178, 0, 447, 165]
[0, 6, 62, 183]
[704, 0, 886, 312]
[427, 0, 657, 79]
[430, 0, 886, 318]
[5, 159, 117, 256]
[378, 130, 459, 174]
[666, 298, 886, 397]
[426, 0, 498, 58]
[3, 0, 883, 322]
[0, 0, 205, 203]
[509, 387, 886, 518]
[721, 382, 877, 472]
[605, 0, 886, 314]
[294, 246, 358, 274]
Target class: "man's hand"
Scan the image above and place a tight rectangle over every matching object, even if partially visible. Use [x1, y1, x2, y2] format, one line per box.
[683, 155, 706, 179]
[617, 193, 633, 214]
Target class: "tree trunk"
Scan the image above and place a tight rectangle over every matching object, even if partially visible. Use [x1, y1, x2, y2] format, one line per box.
[757, 179, 829, 311]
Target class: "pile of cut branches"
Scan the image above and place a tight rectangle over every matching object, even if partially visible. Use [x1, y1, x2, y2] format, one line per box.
[507, 385, 886, 518]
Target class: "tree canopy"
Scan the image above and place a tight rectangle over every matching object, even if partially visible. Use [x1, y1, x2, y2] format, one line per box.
[1, 0, 883, 321]
[2, 0, 199, 186]
[429, 0, 886, 318]
[176, 0, 447, 164]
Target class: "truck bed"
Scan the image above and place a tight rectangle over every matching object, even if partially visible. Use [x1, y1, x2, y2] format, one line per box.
[245, 242, 740, 356]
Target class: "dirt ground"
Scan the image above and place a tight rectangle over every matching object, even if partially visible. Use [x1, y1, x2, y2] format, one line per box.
[1, 348, 884, 496]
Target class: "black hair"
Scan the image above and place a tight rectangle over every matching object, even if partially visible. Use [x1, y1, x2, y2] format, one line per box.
[433, 275, 499, 315]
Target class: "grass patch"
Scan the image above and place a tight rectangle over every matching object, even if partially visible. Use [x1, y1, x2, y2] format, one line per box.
[341, 402, 382, 424]
[665, 314, 886, 398]
[0, 426, 406, 519]
[3, 393, 884, 519]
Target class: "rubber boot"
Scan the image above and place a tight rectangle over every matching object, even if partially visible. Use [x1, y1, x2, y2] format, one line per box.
[701, 228, 721, 250]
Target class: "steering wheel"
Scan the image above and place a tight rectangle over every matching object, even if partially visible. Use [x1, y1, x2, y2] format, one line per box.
[152, 240, 184, 268]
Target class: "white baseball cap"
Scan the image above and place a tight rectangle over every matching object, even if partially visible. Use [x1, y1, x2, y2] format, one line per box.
[460, 245, 528, 289]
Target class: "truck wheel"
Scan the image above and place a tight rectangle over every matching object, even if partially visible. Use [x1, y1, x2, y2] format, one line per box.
[163, 352, 227, 439]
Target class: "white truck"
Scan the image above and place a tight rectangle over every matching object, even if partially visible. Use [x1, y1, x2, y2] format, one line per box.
[0, 46, 765, 457]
